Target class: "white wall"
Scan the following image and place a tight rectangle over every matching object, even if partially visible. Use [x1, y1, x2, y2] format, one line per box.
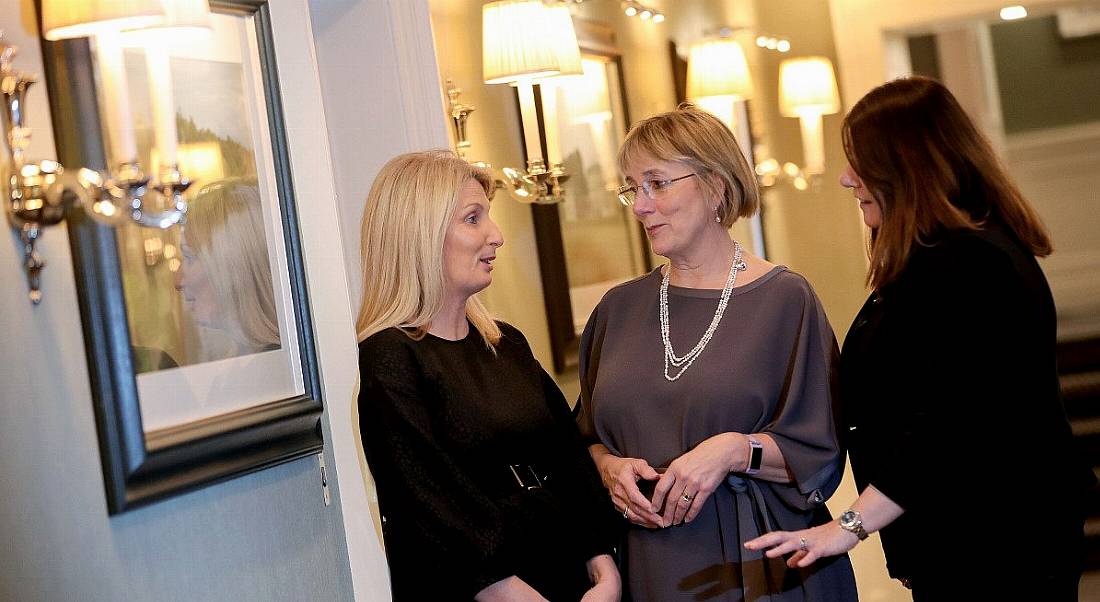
[828, 0, 1069, 110]
[0, 1, 380, 599]
[306, 1, 455, 599]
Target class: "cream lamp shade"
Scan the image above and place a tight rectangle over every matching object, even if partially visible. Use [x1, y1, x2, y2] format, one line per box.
[778, 56, 840, 175]
[544, 2, 583, 78]
[42, 0, 166, 41]
[483, 0, 562, 84]
[123, 0, 213, 40]
[778, 56, 840, 117]
[686, 38, 754, 101]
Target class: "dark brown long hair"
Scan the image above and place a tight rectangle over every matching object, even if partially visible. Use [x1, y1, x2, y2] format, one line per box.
[842, 76, 1051, 289]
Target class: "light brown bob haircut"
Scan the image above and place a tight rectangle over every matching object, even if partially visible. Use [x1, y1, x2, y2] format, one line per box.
[842, 76, 1051, 290]
[355, 150, 501, 348]
[617, 102, 760, 228]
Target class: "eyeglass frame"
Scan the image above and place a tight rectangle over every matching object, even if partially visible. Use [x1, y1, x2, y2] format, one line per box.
[616, 173, 697, 207]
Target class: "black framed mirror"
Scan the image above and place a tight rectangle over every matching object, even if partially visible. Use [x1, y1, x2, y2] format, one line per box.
[38, 0, 322, 514]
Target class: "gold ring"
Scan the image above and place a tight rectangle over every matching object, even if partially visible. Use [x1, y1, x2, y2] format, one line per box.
[799, 537, 808, 552]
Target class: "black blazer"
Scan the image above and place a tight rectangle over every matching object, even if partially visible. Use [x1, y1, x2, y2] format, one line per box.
[840, 224, 1094, 582]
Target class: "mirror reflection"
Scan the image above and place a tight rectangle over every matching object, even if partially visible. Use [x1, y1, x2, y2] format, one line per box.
[176, 179, 281, 361]
[549, 54, 650, 336]
[98, 11, 285, 373]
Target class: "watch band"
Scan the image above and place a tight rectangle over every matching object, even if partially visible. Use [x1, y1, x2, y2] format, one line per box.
[839, 510, 869, 540]
[744, 436, 763, 475]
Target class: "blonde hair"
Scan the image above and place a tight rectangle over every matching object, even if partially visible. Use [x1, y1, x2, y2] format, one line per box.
[185, 179, 280, 352]
[617, 103, 759, 227]
[355, 150, 501, 347]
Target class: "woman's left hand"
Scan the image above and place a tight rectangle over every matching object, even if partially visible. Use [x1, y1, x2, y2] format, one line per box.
[580, 554, 620, 602]
[651, 433, 744, 526]
[743, 522, 859, 568]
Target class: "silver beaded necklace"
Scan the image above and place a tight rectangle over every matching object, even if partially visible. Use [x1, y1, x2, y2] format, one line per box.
[660, 241, 746, 382]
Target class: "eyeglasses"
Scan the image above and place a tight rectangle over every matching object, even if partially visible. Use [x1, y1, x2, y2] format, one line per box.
[616, 173, 696, 206]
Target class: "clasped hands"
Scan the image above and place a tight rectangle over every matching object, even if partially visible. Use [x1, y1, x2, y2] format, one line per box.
[595, 433, 748, 528]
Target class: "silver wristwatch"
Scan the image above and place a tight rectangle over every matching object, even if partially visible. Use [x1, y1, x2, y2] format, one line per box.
[838, 510, 869, 540]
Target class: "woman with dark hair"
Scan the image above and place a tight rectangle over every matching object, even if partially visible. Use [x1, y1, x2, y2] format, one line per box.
[746, 76, 1094, 600]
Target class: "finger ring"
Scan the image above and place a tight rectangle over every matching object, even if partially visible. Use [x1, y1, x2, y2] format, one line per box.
[623, 508, 630, 519]
[799, 537, 808, 552]
[681, 492, 695, 502]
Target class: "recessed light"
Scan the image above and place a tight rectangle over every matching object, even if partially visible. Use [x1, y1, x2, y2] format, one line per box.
[1000, 5, 1027, 20]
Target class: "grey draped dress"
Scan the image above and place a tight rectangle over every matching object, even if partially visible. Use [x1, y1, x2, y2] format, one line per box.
[577, 266, 858, 601]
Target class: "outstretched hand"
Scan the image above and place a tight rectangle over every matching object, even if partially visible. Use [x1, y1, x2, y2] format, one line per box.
[744, 522, 859, 568]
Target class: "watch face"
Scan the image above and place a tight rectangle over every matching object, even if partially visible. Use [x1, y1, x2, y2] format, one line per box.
[840, 511, 857, 527]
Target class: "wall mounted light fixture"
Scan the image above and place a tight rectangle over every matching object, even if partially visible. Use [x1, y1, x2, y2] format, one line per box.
[778, 56, 840, 177]
[3, 1, 211, 304]
[686, 36, 754, 131]
[481, 0, 582, 204]
[686, 32, 838, 192]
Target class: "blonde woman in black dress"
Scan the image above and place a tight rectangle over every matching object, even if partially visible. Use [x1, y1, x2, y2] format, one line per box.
[356, 150, 621, 601]
[577, 105, 857, 600]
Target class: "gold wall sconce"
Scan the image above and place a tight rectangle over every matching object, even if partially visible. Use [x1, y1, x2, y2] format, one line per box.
[476, 0, 582, 205]
[3, 1, 211, 304]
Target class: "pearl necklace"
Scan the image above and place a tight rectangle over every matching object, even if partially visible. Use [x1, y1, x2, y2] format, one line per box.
[660, 242, 746, 382]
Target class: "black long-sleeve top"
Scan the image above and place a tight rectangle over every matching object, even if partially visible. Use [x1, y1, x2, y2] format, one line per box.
[358, 321, 618, 600]
[840, 224, 1095, 583]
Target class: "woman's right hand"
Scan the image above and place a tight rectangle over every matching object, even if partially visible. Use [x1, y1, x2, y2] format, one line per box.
[474, 576, 549, 602]
[590, 445, 663, 528]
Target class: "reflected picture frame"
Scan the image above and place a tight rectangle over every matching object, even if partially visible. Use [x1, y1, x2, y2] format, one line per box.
[38, 0, 322, 514]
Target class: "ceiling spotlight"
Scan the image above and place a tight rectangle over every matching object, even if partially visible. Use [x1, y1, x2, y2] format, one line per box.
[622, 1, 638, 16]
[640, 9, 653, 19]
[766, 38, 778, 50]
[652, 12, 665, 23]
[1000, 5, 1027, 20]
[777, 39, 791, 52]
[756, 36, 768, 47]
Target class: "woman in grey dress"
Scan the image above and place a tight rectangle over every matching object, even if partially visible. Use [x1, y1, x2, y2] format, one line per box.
[577, 104, 857, 601]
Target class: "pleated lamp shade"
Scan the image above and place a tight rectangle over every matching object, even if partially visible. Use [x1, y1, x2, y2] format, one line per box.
[122, 0, 213, 42]
[146, 0, 211, 34]
[544, 2, 582, 78]
[778, 57, 840, 117]
[686, 38, 754, 101]
[42, 0, 166, 41]
[483, 0, 562, 84]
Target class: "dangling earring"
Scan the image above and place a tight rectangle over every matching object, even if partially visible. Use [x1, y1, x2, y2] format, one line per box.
[714, 207, 721, 223]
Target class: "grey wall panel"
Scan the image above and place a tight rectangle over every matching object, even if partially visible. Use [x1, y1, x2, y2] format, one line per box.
[0, 1, 355, 600]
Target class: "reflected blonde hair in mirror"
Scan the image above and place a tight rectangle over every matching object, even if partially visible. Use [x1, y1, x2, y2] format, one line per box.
[355, 150, 501, 347]
[186, 179, 280, 352]
[617, 102, 759, 227]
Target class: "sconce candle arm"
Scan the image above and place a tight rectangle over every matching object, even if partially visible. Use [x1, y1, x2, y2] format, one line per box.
[1, 34, 190, 304]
